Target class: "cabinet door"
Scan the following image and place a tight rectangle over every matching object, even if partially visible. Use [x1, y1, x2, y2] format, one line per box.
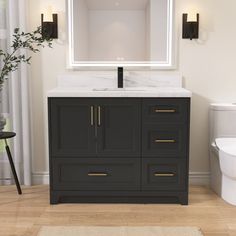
[97, 99, 141, 157]
[49, 98, 96, 157]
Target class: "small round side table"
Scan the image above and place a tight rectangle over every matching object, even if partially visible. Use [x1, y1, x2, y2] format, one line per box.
[0, 132, 22, 195]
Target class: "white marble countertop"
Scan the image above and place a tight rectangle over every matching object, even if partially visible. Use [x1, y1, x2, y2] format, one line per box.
[48, 74, 192, 98]
[47, 87, 192, 98]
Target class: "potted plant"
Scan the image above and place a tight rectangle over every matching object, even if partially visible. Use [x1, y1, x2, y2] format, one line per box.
[0, 27, 52, 132]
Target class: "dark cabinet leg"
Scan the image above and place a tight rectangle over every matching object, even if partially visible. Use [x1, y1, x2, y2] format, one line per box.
[5, 140, 22, 195]
[179, 194, 188, 205]
[50, 192, 60, 204]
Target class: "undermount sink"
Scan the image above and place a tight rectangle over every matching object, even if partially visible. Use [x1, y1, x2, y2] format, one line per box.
[93, 88, 145, 92]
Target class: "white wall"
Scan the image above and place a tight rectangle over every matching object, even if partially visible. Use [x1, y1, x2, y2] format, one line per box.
[28, 0, 236, 185]
[88, 10, 146, 61]
[28, 0, 66, 177]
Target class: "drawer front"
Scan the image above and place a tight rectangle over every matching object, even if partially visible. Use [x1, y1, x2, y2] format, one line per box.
[142, 98, 190, 124]
[51, 158, 140, 191]
[142, 158, 187, 191]
[142, 124, 189, 157]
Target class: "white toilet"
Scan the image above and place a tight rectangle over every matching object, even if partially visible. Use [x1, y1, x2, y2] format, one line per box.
[210, 103, 236, 205]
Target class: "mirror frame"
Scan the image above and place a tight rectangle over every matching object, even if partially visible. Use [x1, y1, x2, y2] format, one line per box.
[67, 0, 175, 69]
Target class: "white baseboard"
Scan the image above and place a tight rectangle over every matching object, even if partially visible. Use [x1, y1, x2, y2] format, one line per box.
[0, 179, 13, 185]
[32, 171, 210, 186]
[189, 172, 210, 186]
[32, 172, 49, 185]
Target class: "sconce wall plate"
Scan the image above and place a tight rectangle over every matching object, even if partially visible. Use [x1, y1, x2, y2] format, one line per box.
[41, 13, 58, 39]
[182, 13, 199, 40]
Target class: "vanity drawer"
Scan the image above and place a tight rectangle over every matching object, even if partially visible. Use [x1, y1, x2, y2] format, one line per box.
[142, 158, 187, 191]
[142, 124, 189, 157]
[51, 158, 140, 191]
[142, 98, 190, 124]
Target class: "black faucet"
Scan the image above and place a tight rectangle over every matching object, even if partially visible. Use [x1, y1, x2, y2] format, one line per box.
[118, 67, 123, 88]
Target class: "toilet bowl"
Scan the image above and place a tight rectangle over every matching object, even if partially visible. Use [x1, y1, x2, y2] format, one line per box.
[215, 138, 236, 205]
[209, 103, 236, 205]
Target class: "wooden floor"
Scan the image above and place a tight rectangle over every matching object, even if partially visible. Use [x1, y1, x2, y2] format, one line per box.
[0, 185, 235, 236]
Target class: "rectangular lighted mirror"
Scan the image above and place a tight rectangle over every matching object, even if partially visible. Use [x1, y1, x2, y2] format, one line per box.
[68, 0, 174, 68]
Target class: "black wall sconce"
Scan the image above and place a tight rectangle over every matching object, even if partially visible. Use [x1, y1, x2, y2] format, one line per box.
[182, 13, 199, 40]
[41, 6, 58, 39]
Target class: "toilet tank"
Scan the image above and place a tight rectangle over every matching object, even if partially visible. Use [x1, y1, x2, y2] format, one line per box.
[210, 103, 236, 144]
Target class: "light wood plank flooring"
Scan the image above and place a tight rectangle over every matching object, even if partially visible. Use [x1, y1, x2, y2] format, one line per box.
[0, 185, 235, 236]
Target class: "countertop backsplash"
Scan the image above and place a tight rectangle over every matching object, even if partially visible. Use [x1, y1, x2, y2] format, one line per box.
[57, 71, 183, 88]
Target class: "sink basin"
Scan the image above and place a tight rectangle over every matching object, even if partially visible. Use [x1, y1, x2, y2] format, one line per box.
[93, 88, 145, 92]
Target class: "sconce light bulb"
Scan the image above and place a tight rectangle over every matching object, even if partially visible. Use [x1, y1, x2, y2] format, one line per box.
[43, 5, 53, 22]
[187, 12, 198, 22]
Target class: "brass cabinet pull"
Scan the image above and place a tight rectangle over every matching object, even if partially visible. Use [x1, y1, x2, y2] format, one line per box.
[155, 109, 176, 113]
[88, 173, 108, 177]
[90, 106, 94, 126]
[155, 139, 176, 143]
[98, 106, 101, 126]
[154, 173, 175, 177]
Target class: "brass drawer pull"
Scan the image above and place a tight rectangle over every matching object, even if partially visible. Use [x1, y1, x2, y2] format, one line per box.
[98, 106, 101, 126]
[154, 173, 175, 177]
[155, 109, 176, 113]
[88, 173, 108, 177]
[90, 106, 94, 126]
[155, 139, 176, 143]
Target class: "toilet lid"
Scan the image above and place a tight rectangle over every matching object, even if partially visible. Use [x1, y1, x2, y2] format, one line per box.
[215, 138, 236, 156]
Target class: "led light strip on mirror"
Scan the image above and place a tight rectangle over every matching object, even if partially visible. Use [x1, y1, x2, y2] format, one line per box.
[67, 0, 174, 69]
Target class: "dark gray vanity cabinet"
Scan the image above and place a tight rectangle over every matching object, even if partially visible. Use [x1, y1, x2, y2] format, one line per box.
[48, 97, 190, 205]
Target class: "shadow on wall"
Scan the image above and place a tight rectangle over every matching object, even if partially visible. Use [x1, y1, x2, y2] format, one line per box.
[189, 92, 211, 172]
[196, 11, 215, 45]
[56, 11, 67, 43]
